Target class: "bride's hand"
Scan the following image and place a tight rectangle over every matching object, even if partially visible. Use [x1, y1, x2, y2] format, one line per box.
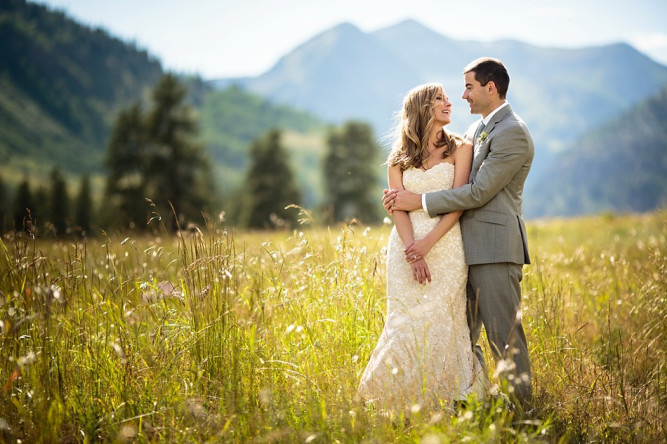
[410, 259, 431, 284]
[405, 239, 433, 264]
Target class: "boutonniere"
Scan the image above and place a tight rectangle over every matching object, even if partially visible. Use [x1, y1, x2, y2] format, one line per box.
[477, 131, 489, 144]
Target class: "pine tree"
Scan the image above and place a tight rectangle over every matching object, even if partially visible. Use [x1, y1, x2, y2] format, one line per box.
[241, 128, 302, 229]
[49, 166, 70, 237]
[33, 185, 49, 234]
[75, 173, 93, 236]
[143, 73, 213, 230]
[0, 175, 7, 233]
[323, 121, 381, 223]
[104, 103, 149, 230]
[104, 74, 214, 232]
[13, 178, 34, 234]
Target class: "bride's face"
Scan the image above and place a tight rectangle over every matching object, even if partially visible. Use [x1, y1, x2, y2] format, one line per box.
[432, 89, 452, 126]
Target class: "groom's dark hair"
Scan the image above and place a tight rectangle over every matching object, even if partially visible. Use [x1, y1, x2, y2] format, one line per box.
[464, 57, 510, 99]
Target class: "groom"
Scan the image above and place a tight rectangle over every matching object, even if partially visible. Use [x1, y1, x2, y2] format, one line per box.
[383, 57, 534, 404]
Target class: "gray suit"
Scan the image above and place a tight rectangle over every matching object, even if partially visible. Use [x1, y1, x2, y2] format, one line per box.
[424, 103, 534, 402]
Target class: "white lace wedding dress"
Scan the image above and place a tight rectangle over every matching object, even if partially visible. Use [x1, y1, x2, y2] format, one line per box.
[358, 162, 485, 410]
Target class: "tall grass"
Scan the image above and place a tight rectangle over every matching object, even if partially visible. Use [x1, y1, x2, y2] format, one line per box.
[0, 210, 664, 442]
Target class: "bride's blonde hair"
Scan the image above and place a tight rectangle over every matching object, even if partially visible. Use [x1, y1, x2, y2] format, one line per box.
[388, 83, 463, 171]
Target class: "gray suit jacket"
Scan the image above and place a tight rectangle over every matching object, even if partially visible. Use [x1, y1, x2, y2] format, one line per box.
[424, 104, 533, 265]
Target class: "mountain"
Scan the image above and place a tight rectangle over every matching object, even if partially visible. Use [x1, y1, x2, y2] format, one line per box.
[0, 0, 164, 180]
[214, 19, 667, 199]
[214, 19, 667, 137]
[525, 85, 667, 218]
[214, 22, 419, 139]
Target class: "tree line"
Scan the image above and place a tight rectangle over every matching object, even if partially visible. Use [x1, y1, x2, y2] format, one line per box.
[2, 74, 382, 237]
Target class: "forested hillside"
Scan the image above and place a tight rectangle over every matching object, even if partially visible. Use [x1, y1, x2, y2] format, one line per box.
[525, 85, 667, 217]
[0, 0, 163, 178]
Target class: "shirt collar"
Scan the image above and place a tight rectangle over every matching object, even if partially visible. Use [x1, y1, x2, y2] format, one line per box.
[481, 101, 509, 126]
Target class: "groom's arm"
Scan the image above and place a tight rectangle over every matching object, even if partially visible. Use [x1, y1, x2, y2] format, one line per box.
[424, 123, 532, 217]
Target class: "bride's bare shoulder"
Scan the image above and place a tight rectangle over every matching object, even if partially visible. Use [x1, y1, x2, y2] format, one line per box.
[456, 141, 473, 154]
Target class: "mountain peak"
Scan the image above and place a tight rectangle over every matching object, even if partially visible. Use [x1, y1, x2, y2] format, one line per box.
[374, 18, 455, 43]
[313, 21, 364, 41]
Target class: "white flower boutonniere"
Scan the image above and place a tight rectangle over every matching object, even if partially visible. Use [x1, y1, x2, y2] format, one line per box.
[477, 131, 489, 144]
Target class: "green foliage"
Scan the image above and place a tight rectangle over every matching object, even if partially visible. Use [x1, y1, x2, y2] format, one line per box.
[143, 74, 214, 230]
[240, 128, 302, 229]
[74, 173, 93, 237]
[0, 174, 7, 232]
[11, 177, 33, 233]
[47, 166, 70, 238]
[0, 212, 663, 441]
[104, 104, 148, 230]
[324, 121, 382, 223]
[105, 74, 215, 231]
[32, 185, 49, 234]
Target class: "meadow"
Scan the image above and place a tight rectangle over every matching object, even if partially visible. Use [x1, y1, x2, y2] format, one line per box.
[0, 210, 664, 443]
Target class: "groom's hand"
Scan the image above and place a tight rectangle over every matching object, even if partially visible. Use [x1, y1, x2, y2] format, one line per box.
[383, 189, 422, 213]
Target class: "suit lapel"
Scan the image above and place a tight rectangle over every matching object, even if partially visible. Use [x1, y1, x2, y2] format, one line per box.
[471, 104, 514, 179]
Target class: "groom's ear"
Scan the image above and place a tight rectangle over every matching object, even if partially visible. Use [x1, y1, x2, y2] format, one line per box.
[486, 81, 497, 95]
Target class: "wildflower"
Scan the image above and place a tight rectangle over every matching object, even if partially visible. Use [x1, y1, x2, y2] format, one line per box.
[493, 358, 516, 379]
[17, 351, 36, 367]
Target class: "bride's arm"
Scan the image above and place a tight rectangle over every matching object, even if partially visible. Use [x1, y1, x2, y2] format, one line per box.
[388, 164, 432, 283]
[404, 143, 473, 262]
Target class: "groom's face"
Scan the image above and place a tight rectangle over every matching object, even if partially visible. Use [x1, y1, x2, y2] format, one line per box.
[462, 71, 491, 116]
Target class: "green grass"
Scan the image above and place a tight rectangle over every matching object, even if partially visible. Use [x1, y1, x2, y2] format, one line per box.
[0, 210, 664, 442]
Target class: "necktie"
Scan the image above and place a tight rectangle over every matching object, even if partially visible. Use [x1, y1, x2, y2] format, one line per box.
[474, 121, 486, 143]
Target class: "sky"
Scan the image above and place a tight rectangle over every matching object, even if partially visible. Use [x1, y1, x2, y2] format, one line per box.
[33, 0, 667, 79]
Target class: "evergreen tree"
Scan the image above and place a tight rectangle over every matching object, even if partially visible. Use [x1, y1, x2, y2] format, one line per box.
[104, 103, 149, 230]
[13, 178, 34, 233]
[323, 121, 381, 223]
[241, 128, 302, 229]
[75, 173, 93, 236]
[33, 185, 49, 234]
[104, 74, 214, 232]
[0, 175, 6, 233]
[144, 73, 212, 229]
[49, 166, 70, 237]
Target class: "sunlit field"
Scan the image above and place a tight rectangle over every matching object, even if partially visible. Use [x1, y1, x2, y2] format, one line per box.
[1, 210, 664, 443]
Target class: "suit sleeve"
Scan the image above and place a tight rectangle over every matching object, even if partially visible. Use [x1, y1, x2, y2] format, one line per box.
[424, 123, 531, 217]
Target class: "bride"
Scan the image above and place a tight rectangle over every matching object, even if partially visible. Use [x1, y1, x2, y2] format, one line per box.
[358, 83, 485, 411]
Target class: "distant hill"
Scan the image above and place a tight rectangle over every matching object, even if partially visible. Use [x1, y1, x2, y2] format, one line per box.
[198, 85, 327, 205]
[525, 85, 667, 218]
